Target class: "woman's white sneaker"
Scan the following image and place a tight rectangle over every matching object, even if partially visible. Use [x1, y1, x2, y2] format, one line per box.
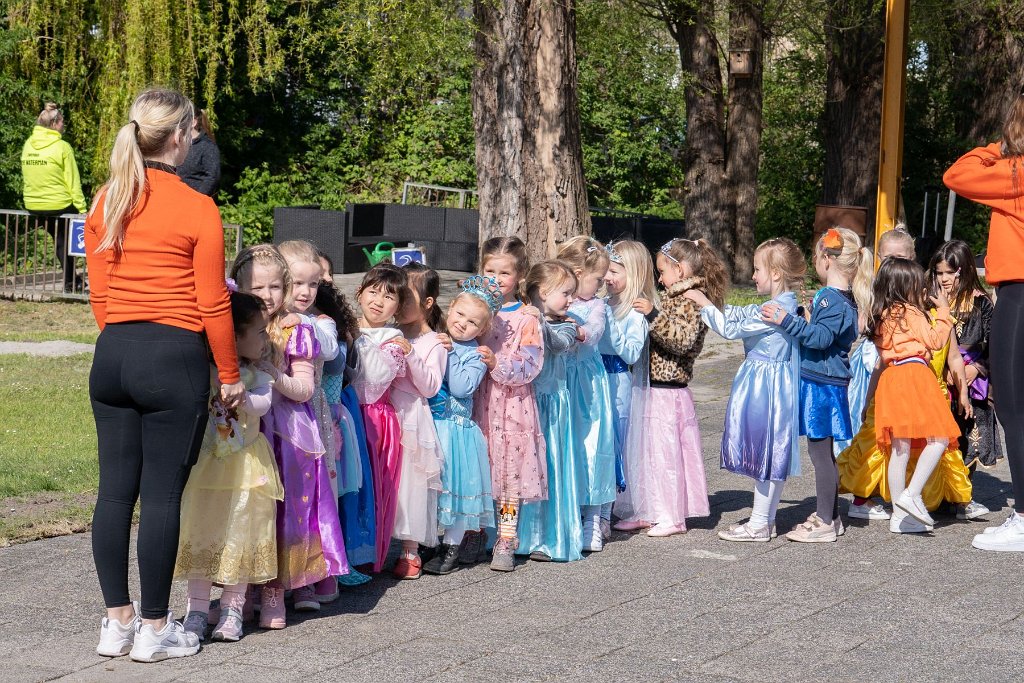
[96, 602, 139, 657]
[129, 612, 201, 662]
[973, 511, 1024, 551]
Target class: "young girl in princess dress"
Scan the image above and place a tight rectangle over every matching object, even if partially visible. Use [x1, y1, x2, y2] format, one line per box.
[423, 277, 502, 575]
[685, 238, 805, 542]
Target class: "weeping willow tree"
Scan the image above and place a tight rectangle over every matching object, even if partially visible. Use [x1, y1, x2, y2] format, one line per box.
[3, 0, 283, 185]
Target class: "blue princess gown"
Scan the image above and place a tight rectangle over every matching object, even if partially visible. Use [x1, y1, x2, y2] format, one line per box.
[833, 339, 878, 455]
[516, 321, 582, 561]
[429, 341, 495, 534]
[337, 344, 376, 568]
[598, 303, 649, 491]
[700, 292, 801, 481]
[566, 297, 618, 508]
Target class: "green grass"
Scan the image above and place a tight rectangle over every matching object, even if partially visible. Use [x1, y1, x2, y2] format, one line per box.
[725, 286, 764, 307]
[0, 299, 99, 344]
[0, 352, 98, 545]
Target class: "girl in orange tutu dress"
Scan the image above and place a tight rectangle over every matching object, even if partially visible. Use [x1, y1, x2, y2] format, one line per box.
[868, 257, 961, 529]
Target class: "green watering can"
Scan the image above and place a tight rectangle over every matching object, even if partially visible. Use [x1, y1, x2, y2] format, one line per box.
[362, 241, 394, 267]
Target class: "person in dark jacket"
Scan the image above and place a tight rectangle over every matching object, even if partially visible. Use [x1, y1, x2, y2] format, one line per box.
[177, 107, 221, 197]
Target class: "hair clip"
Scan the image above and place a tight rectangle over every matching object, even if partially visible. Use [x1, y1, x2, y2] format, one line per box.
[460, 275, 503, 313]
[605, 242, 623, 264]
[822, 228, 843, 252]
[225, 277, 238, 293]
[586, 246, 599, 253]
[659, 240, 680, 263]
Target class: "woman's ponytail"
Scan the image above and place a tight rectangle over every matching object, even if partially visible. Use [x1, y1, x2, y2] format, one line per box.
[94, 88, 194, 254]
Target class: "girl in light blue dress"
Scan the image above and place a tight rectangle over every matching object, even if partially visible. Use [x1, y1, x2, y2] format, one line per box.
[599, 240, 656, 539]
[422, 278, 501, 575]
[557, 236, 618, 553]
[684, 238, 805, 542]
[517, 261, 583, 562]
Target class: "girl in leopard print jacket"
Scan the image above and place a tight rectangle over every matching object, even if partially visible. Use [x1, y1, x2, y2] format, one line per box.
[615, 238, 727, 538]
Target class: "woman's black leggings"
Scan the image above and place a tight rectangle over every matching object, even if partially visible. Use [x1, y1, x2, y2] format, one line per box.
[90, 323, 209, 619]
[991, 283, 1024, 514]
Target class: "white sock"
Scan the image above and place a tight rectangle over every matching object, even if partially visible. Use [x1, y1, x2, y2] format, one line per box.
[888, 438, 911, 503]
[906, 438, 947, 497]
[750, 480, 784, 528]
[443, 519, 467, 547]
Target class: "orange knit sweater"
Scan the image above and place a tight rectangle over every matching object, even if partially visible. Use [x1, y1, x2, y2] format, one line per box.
[85, 168, 239, 384]
[875, 305, 952, 364]
[943, 142, 1024, 286]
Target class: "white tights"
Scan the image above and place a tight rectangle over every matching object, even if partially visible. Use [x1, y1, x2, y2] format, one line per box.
[888, 437, 947, 501]
[750, 480, 784, 528]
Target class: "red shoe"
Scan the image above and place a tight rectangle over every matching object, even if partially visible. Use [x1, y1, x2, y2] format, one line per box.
[392, 555, 422, 580]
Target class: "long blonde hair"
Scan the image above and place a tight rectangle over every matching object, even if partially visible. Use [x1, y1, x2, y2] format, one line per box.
[94, 88, 194, 253]
[231, 244, 293, 365]
[818, 226, 874, 313]
[607, 240, 656, 319]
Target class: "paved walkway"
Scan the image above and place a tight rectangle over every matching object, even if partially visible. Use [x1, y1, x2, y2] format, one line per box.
[2, 334, 1023, 682]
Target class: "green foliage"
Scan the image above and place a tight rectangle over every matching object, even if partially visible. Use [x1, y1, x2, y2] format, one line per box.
[757, 47, 826, 249]
[577, 1, 687, 218]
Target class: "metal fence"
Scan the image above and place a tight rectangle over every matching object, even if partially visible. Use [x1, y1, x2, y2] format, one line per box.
[1, 209, 243, 302]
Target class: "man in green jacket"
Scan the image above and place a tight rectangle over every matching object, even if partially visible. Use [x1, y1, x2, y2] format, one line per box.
[21, 103, 88, 292]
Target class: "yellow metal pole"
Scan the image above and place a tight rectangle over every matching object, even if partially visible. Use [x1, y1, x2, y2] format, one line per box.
[874, 0, 911, 262]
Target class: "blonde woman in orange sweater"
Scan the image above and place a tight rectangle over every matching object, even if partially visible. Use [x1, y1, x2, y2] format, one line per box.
[86, 89, 243, 663]
[944, 92, 1024, 551]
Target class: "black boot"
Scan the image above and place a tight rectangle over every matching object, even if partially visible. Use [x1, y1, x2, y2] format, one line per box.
[422, 543, 460, 575]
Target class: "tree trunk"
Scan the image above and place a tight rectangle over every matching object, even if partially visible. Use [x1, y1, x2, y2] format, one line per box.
[950, 9, 1024, 145]
[472, 0, 591, 264]
[666, 0, 730, 258]
[821, 0, 885, 239]
[724, 0, 764, 282]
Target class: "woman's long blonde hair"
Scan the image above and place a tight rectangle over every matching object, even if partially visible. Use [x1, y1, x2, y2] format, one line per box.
[231, 244, 293, 365]
[93, 88, 194, 253]
[607, 240, 657, 319]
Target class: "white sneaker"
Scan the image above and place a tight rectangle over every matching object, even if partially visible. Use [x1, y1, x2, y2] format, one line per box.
[96, 602, 139, 657]
[957, 500, 990, 520]
[848, 501, 891, 520]
[582, 519, 604, 552]
[973, 512, 1024, 551]
[718, 521, 771, 542]
[895, 492, 935, 527]
[889, 508, 932, 534]
[129, 612, 201, 663]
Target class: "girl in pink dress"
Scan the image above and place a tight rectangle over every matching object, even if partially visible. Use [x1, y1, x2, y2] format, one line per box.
[350, 264, 411, 573]
[389, 264, 448, 579]
[472, 237, 546, 572]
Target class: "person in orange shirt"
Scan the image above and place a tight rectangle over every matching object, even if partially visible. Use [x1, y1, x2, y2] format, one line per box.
[86, 88, 244, 663]
[943, 92, 1024, 551]
[867, 258, 960, 531]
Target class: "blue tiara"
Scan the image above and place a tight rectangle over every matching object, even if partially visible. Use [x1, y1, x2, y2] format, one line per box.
[659, 240, 679, 263]
[460, 275, 503, 313]
[605, 242, 623, 264]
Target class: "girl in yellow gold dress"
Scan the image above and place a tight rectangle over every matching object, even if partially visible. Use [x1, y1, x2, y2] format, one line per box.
[174, 290, 284, 641]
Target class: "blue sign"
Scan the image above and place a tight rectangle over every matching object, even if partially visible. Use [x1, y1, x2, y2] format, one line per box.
[392, 247, 426, 267]
[68, 219, 86, 257]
